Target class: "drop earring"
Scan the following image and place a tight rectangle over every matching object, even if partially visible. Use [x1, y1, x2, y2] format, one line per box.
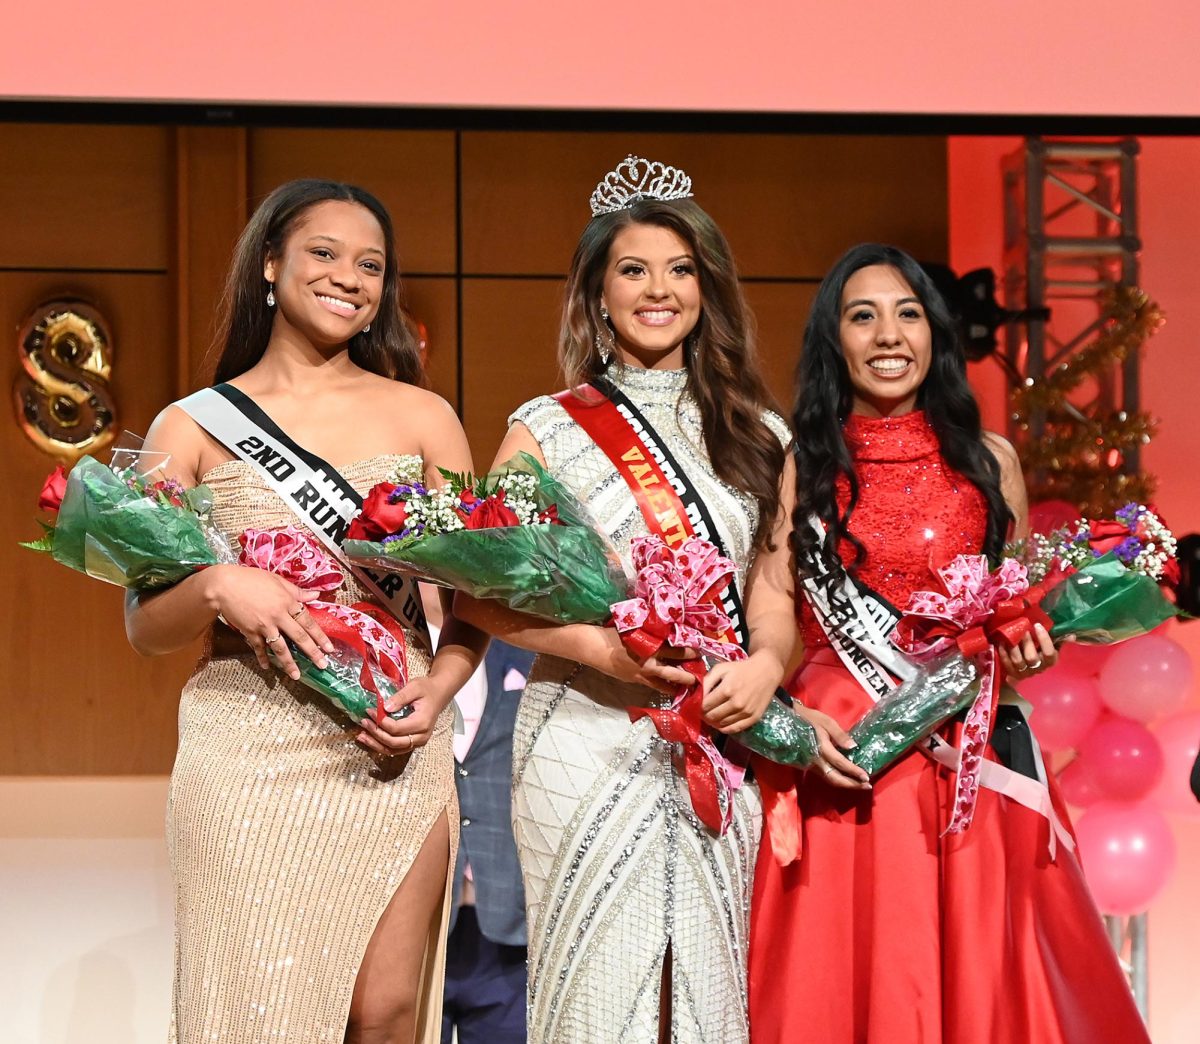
[596, 305, 614, 364]
[266, 283, 276, 308]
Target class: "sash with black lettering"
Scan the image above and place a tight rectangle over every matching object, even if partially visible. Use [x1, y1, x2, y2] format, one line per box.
[175, 384, 430, 652]
[553, 377, 746, 649]
[798, 514, 1073, 854]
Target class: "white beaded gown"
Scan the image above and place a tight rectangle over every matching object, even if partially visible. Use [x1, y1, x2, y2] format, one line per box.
[509, 365, 789, 1043]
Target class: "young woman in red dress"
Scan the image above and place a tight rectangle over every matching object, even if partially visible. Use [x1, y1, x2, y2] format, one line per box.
[748, 244, 1151, 1043]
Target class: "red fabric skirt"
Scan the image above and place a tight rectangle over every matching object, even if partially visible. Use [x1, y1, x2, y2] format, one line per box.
[748, 647, 1150, 1044]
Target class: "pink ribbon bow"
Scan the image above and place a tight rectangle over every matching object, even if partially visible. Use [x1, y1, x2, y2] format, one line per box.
[613, 535, 747, 834]
[891, 554, 1048, 836]
[611, 536, 747, 663]
[238, 526, 408, 724]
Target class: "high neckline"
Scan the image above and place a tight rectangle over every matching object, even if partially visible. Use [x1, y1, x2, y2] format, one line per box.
[844, 409, 940, 463]
[606, 361, 690, 403]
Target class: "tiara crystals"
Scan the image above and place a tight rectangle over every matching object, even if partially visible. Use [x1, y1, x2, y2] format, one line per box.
[588, 155, 694, 216]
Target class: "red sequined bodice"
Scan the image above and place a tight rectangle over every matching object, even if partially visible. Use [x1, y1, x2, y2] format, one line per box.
[799, 411, 988, 648]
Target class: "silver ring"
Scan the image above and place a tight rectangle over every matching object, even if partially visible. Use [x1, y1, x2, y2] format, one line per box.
[1028, 659, 1043, 670]
[264, 634, 284, 645]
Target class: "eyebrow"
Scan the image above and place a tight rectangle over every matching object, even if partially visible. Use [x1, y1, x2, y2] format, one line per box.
[614, 254, 696, 264]
[843, 296, 922, 310]
[308, 234, 385, 257]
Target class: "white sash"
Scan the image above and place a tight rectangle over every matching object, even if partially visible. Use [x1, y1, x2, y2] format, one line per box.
[799, 514, 1073, 856]
[176, 384, 430, 653]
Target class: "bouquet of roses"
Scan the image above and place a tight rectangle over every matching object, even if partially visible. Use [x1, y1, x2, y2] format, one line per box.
[23, 448, 411, 726]
[22, 453, 232, 588]
[346, 450, 822, 829]
[844, 503, 1179, 834]
[344, 452, 628, 624]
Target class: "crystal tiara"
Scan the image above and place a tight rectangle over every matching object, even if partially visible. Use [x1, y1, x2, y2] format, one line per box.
[588, 155, 694, 216]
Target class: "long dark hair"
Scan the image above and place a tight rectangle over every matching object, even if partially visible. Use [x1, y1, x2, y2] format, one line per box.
[791, 243, 1011, 580]
[561, 197, 786, 551]
[212, 178, 423, 385]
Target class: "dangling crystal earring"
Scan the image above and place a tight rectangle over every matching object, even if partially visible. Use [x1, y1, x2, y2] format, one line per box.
[596, 305, 614, 364]
[266, 283, 276, 308]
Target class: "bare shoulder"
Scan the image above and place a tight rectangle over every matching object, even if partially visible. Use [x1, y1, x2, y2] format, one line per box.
[982, 430, 1021, 473]
[143, 402, 210, 485]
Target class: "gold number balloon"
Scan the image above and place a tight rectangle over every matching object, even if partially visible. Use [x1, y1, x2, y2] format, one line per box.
[13, 300, 118, 461]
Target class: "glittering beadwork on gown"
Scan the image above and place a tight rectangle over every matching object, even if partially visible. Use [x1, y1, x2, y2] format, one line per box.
[510, 365, 789, 1044]
[167, 455, 457, 1043]
[749, 412, 1150, 1044]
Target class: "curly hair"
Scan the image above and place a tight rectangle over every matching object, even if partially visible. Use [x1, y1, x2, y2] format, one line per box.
[560, 198, 785, 551]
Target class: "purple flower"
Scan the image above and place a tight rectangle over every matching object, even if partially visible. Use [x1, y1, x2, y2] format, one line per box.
[1106, 535, 1143, 563]
[1115, 503, 1143, 528]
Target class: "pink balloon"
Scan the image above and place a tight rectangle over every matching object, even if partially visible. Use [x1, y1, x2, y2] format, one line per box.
[1028, 498, 1080, 534]
[1056, 640, 1113, 677]
[1078, 716, 1164, 800]
[1099, 634, 1194, 723]
[1151, 709, 1200, 817]
[1057, 760, 1104, 809]
[1022, 667, 1102, 751]
[1075, 801, 1177, 915]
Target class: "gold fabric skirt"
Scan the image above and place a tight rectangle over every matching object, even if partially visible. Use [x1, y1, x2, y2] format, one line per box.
[167, 457, 457, 1042]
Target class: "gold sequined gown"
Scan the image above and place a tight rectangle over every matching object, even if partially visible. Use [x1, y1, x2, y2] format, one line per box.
[509, 365, 791, 1043]
[167, 455, 457, 1043]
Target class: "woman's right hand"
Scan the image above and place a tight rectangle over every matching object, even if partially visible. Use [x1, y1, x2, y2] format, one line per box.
[794, 705, 872, 790]
[201, 564, 335, 679]
[592, 627, 698, 695]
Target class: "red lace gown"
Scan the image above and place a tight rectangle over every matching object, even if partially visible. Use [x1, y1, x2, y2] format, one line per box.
[748, 411, 1149, 1044]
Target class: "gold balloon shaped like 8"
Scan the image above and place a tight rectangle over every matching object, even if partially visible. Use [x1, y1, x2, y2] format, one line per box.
[13, 299, 118, 462]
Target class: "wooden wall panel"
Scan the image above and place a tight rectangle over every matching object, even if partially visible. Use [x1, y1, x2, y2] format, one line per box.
[743, 282, 819, 411]
[1, 272, 197, 775]
[460, 279, 563, 464]
[0, 124, 170, 271]
[404, 276, 459, 410]
[248, 130, 457, 275]
[175, 127, 249, 391]
[461, 132, 948, 278]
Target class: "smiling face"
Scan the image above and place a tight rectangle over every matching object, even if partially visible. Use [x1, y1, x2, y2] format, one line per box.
[600, 222, 702, 369]
[838, 263, 933, 417]
[263, 199, 384, 349]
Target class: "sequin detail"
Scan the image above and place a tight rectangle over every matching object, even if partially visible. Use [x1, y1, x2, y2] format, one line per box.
[168, 455, 456, 1043]
[510, 367, 772, 1042]
[800, 410, 989, 649]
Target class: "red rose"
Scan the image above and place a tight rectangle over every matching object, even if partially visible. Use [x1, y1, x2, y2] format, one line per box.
[348, 483, 409, 540]
[1086, 519, 1130, 556]
[1161, 556, 1181, 588]
[538, 504, 562, 525]
[38, 465, 68, 513]
[464, 492, 521, 530]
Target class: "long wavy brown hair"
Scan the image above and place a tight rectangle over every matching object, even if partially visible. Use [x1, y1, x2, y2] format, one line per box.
[212, 178, 424, 385]
[560, 198, 786, 551]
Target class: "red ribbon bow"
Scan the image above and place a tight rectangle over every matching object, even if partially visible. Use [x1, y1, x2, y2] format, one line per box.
[891, 554, 1050, 835]
[615, 536, 746, 834]
[238, 526, 408, 724]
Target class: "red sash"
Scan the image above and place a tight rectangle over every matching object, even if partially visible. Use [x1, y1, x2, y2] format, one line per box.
[554, 383, 783, 836]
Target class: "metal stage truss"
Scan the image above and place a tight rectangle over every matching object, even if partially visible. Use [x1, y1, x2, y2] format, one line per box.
[1001, 136, 1148, 1020]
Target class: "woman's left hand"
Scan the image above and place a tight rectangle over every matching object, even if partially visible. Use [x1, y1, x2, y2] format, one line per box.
[997, 622, 1059, 681]
[355, 675, 454, 757]
[700, 651, 784, 734]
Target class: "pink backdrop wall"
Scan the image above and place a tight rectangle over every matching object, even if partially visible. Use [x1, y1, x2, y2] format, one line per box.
[4, 1, 1200, 115]
[950, 136, 1200, 1043]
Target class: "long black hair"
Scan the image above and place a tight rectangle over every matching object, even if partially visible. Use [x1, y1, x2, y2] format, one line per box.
[791, 243, 1011, 581]
[212, 178, 423, 385]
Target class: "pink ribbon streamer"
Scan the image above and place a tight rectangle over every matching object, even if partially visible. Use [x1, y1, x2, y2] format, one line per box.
[891, 554, 1033, 835]
[614, 535, 747, 834]
[238, 526, 408, 723]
